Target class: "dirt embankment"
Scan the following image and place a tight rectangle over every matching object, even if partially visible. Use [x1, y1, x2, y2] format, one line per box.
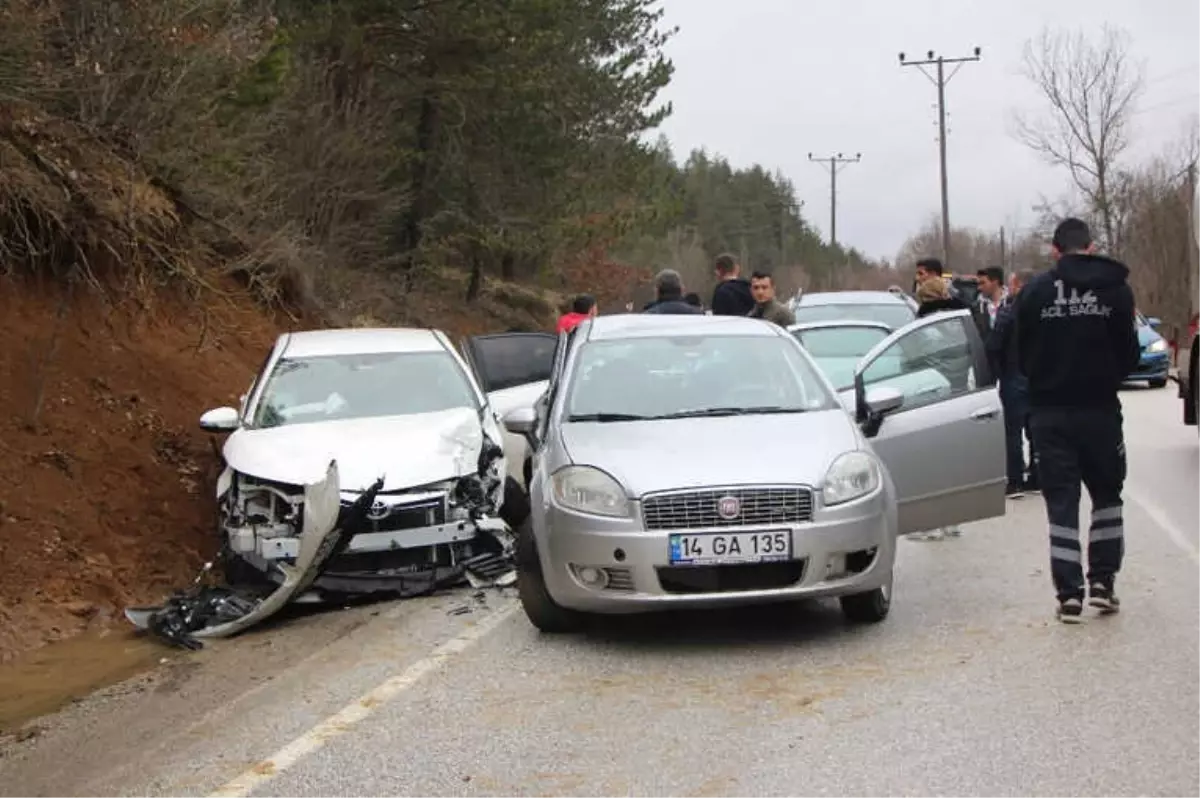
[0, 281, 282, 661]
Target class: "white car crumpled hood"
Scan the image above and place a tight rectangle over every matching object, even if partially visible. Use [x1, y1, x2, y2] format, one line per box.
[223, 408, 486, 491]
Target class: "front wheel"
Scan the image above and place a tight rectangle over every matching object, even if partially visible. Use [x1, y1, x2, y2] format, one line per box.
[839, 573, 893, 624]
[515, 519, 584, 633]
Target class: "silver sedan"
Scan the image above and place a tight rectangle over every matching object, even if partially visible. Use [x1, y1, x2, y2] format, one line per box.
[502, 312, 1006, 632]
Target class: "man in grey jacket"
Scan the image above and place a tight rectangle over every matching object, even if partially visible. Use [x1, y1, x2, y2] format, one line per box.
[748, 270, 796, 327]
[643, 269, 704, 315]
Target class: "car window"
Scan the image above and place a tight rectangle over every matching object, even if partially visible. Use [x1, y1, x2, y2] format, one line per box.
[565, 335, 837, 419]
[859, 317, 976, 412]
[792, 326, 891, 391]
[467, 334, 557, 393]
[793, 302, 915, 330]
[251, 351, 479, 428]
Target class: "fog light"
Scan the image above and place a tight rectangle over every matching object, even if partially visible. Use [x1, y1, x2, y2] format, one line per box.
[574, 565, 610, 588]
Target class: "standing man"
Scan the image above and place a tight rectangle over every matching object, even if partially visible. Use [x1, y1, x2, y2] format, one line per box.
[976, 266, 1009, 331]
[748, 270, 796, 327]
[556, 294, 597, 334]
[711, 253, 756, 316]
[986, 268, 1037, 499]
[643, 269, 704, 315]
[914, 257, 944, 287]
[1015, 218, 1140, 624]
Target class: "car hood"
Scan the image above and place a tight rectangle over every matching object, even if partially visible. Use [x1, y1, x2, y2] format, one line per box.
[559, 409, 861, 497]
[223, 408, 487, 491]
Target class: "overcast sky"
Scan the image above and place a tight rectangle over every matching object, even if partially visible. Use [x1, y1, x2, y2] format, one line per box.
[654, 0, 1200, 262]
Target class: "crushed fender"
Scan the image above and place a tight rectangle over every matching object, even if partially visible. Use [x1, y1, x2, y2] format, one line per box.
[125, 461, 385, 650]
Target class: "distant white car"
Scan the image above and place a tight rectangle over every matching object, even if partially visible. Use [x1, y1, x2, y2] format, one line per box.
[198, 327, 557, 596]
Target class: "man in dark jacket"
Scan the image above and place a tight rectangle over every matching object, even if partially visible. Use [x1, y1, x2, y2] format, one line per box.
[643, 269, 704, 315]
[986, 269, 1038, 499]
[1014, 218, 1140, 624]
[710, 253, 755, 316]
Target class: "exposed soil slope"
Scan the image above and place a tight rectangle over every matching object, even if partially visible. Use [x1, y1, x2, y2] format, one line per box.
[0, 282, 281, 662]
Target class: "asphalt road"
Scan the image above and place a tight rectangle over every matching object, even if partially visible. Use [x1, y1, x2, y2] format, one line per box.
[2, 385, 1196, 797]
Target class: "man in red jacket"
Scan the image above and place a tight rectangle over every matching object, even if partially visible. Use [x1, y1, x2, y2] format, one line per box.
[556, 294, 597, 334]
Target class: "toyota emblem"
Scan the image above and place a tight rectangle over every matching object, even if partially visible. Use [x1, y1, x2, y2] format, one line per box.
[366, 500, 390, 521]
[716, 495, 740, 520]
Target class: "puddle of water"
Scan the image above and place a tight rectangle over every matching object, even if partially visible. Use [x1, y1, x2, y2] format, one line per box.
[0, 627, 167, 732]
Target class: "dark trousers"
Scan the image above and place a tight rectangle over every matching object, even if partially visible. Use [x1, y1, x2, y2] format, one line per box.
[1029, 406, 1127, 601]
[999, 380, 1032, 487]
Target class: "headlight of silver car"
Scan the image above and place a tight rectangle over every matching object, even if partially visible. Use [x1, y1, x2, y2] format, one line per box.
[822, 451, 881, 506]
[551, 465, 630, 517]
[1146, 339, 1167, 354]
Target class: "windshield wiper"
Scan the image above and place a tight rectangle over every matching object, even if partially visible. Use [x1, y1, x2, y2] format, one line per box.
[567, 412, 653, 423]
[654, 406, 807, 419]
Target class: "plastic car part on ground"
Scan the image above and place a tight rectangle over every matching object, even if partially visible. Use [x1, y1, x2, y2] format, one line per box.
[125, 460, 374, 649]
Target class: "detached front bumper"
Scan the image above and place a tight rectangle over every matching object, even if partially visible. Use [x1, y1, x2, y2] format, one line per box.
[537, 492, 895, 614]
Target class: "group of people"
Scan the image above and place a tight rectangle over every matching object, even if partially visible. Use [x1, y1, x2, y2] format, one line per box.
[554, 254, 797, 335]
[553, 217, 1138, 624]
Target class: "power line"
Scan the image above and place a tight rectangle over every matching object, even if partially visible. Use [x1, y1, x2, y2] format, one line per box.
[807, 152, 861, 249]
[899, 46, 982, 269]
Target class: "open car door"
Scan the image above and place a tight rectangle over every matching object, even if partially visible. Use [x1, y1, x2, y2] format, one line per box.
[850, 309, 1006, 535]
[460, 333, 558, 487]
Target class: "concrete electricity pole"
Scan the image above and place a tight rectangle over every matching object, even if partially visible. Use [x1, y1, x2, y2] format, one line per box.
[807, 153, 860, 249]
[899, 47, 982, 270]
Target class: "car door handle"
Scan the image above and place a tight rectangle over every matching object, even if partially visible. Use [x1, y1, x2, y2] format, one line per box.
[969, 406, 1000, 421]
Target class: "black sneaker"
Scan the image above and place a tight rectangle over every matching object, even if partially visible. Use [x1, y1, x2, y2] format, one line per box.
[1006, 483, 1025, 499]
[1056, 597, 1084, 624]
[1089, 582, 1120, 614]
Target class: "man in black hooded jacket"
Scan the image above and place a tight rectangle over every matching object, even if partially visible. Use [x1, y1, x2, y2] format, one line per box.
[1014, 217, 1140, 624]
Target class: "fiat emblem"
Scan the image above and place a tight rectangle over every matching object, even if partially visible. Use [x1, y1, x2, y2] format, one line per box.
[716, 495, 741, 520]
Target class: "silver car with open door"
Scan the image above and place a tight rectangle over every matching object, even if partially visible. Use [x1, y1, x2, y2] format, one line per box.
[498, 311, 1006, 633]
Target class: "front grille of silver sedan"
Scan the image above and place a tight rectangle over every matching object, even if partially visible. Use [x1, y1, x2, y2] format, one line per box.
[640, 486, 814, 530]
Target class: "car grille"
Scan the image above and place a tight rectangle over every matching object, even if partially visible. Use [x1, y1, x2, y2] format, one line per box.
[641, 486, 814, 530]
[340, 493, 448, 534]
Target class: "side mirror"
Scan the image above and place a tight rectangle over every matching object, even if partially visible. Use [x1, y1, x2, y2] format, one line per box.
[502, 406, 537, 436]
[855, 383, 903, 438]
[199, 406, 240, 433]
[1147, 316, 1162, 328]
[865, 385, 904, 417]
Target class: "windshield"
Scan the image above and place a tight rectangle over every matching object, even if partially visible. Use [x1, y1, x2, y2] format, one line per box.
[793, 302, 914, 330]
[251, 351, 479, 428]
[793, 326, 891, 391]
[564, 335, 837, 421]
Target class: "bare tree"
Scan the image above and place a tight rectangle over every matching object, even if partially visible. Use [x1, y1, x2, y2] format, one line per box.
[1011, 25, 1144, 252]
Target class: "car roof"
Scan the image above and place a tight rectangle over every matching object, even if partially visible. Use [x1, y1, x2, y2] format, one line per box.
[280, 328, 447, 358]
[585, 313, 783, 341]
[796, 291, 909, 306]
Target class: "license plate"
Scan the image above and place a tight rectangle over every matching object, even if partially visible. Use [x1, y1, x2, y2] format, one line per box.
[668, 530, 792, 566]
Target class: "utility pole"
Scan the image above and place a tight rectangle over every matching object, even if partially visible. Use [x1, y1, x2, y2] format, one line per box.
[807, 153, 860, 249]
[899, 47, 982, 271]
[999, 225, 1007, 269]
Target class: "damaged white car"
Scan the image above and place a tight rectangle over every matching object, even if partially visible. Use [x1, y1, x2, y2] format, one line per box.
[197, 327, 557, 598]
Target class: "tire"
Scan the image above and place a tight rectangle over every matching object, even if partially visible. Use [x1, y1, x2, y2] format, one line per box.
[498, 475, 531, 531]
[515, 519, 584, 633]
[839, 572, 893, 624]
[1148, 378, 1168, 389]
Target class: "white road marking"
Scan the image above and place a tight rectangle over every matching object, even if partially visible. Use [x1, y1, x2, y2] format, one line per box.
[1125, 486, 1200, 565]
[208, 603, 519, 798]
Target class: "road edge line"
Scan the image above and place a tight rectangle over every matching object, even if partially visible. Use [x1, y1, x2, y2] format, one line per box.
[208, 603, 519, 798]
[1125, 487, 1200, 564]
